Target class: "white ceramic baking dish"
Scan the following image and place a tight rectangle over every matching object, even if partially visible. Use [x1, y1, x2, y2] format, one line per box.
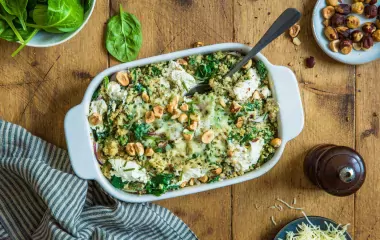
[64, 43, 304, 203]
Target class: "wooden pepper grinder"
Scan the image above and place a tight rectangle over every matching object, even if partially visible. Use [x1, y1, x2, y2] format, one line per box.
[304, 144, 366, 196]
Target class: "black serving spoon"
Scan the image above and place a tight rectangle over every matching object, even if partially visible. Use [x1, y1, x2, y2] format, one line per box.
[185, 8, 301, 97]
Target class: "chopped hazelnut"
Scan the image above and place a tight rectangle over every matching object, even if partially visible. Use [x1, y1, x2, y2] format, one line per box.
[183, 130, 194, 141]
[180, 181, 187, 188]
[145, 111, 155, 123]
[324, 26, 338, 41]
[142, 92, 150, 102]
[230, 101, 242, 113]
[326, 0, 339, 6]
[292, 37, 301, 46]
[351, 30, 364, 42]
[236, 117, 244, 128]
[115, 71, 130, 86]
[352, 2, 364, 14]
[193, 42, 204, 47]
[134, 142, 144, 156]
[242, 59, 252, 70]
[289, 24, 301, 37]
[213, 168, 223, 175]
[201, 130, 215, 144]
[171, 109, 182, 119]
[376, 18, 380, 29]
[145, 148, 154, 157]
[189, 121, 198, 131]
[198, 176, 208, 183]
[88, 113, 102, 126]
[176, 58, 188, 66]
[178, 113, 188, 123]
[372, 30, 380, 42]
[323, 19, 331, 27]
[252, 90, 261, 100]
[153, 105, 164, 118]
[219, 98, 226, 107]
[189, 178, 194, 186]
[189, 113, 200, 121]
[180, 103, 189, 111]
[270, 138, 282, 148]
[126, 143, 136, 156]
[329, 40, 340, 52]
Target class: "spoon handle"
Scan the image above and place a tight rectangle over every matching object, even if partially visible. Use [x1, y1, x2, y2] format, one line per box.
[226, 8, 301, 77]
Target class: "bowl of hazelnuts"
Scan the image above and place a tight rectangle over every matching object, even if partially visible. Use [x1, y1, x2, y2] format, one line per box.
[312, 0, 380, 64]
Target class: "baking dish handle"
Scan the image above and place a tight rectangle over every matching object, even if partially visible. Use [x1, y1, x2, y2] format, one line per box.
[64, 104, 98, 180]
[271, 66, 304, 142]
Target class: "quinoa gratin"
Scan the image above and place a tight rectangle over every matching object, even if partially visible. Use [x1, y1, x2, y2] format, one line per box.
[88, 52, 280, 196]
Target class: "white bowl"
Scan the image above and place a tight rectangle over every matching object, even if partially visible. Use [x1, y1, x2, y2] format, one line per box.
[26, 0, 96, 47]
[64, 43, 305, 203]
[312, 0, 380, 65]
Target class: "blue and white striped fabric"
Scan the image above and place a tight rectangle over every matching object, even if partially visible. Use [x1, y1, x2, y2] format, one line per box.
[0, 120, 197, 240]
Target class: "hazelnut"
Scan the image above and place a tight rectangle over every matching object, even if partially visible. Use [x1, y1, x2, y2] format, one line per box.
[305, 56, 316, 68]
[141, 92, 150, 102]
[364, 5, 377, 18]
[189, 178, 194, 186]
[183, 130, 194, 141]
[193, 41, 204, 47]
[167, 103, 174, 114]
[176, 58, 188, 66]
[189, 113, 200, 121]
[346, 15, 360, 29]
[213, 168, 222, 175]
[230, 101, 242, 113]
[201, 130, 215, 144]
[88, 113, 102, 126]
[326, 0, 339, 6]
[292, 37, 302, 46]
[331, 14, 346, 27]
[126, 143, 136, 156]
[289, 24, 301, 37]
[180, 181, 187, 188]
[252, 90, 261, 100]
[219, 98, 226, 107]
[339, 39, 353, 55]
[372, 30, 380, 42]
[270, 138, 282, 148]
[145, 148, 154, 157]
[365, 0, 377, 4]
[362, 22, 376, 34]
[336, 26, 351, 39]
[335, 4, 351, 15]
[322, 6, 335, 19]
[178, 113, 188, 123]
[329, 40, 340, 52]
[171, 109, 182, 119]
[227, 150, 234, 157]
[115, 71, 130, 86]
[353, 42, 362, 51]
[324, 26, 338, 41]
[189, 121, 198, 131]
[351, 30, 364, 42]
[145, 111, 155, 123]
[352, 2, 364, 14]
[362, 35, 374, 50]
[198, 175, 208, 183]
[153, 105, 164, 118]
[170, 95, 179, 109]
[242, 59, 252, 70]
[376, 18, 380, 29]
[134, 142, 144, 156]
[353, 0, 364, 2]
[180, 103, 189, 111]
[323, 19, 331, 27]
[236, 117, 244, 128]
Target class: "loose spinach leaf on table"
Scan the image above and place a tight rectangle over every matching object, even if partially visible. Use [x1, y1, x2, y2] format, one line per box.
[105, 4, 143, 63]
[0, 0, 28, 30]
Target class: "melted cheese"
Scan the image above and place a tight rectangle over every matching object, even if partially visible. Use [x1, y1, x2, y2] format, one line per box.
[109, 159, 149, 183]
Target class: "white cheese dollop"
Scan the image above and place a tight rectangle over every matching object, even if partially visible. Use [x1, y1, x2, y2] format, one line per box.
[162, 61, 196, 93]
[90, 99, 107, 115]
[232, 68, 260, 101]
[227, 138, 265, 172]
[178, 167, 208, 184]
[107, 82, 127, 101]
[109, 159, 149, 183]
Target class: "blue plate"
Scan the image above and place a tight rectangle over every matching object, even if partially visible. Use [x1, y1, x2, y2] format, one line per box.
[274, 216, 352, 240]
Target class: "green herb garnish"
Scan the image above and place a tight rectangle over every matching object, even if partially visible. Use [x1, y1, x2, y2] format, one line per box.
[256, 60, 268, 80]
[133, 123, 150, 141]
[145, 174, 178, 196]
[111, 176, 124, 189]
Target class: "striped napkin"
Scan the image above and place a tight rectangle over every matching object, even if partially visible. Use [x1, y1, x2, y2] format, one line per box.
[0, 120, 197, 240]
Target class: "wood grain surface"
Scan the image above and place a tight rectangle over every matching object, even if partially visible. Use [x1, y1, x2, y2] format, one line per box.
[0, 0, 378, 239]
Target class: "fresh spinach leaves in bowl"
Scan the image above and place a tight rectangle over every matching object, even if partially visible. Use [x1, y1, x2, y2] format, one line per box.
[0, 0, 94, 56]
[105, 5, 143, 63]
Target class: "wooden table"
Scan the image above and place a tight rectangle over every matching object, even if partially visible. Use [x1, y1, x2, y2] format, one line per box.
[0, 0, 378, 239]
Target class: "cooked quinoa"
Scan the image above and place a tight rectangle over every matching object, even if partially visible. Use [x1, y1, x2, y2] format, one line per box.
[88, 52, 279, 196]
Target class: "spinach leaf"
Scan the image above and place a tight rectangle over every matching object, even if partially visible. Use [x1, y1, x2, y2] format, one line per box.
[103, 76, 110, 89]
[0, 0, 28, 30]
[105, 5, 142, 62]
[28, 0, 84, 33]
[111, 176, 125, 189]
[255, 60, 268, 80]
[145, 174, 178, 196]
[0, 19, 6, 35]
[0, 5, 24, 42]
[208, 176, 220, 183]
